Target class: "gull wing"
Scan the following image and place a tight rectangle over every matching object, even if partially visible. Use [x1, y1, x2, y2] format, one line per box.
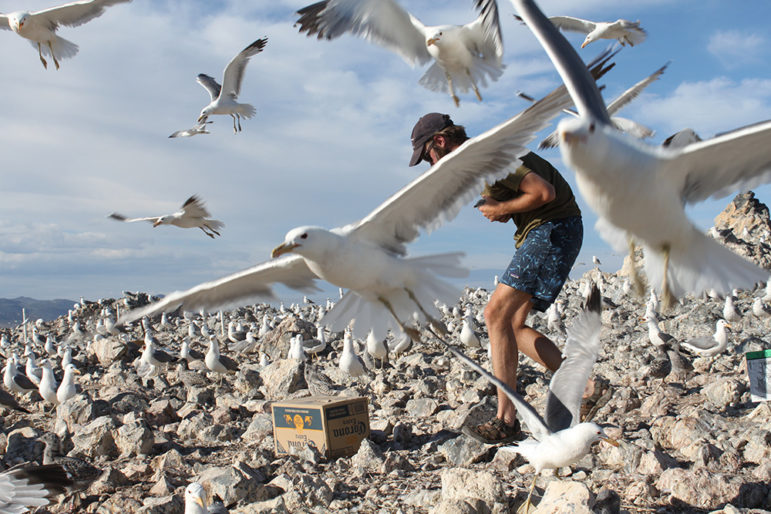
[196, 74, 221, 101]
[295, 0, 431, 67]
[512, 1, 611, 124]
[662, 119, 771, 204]
[221, 38, 267, 98]
[547, 15, 596, 35]
[118, 255, 321, 325]
[345, 50, 615, 255]
[0, 15, 11, 30]
[436, 337, 551, 441]
[180, 195, 212, 219]
[465, 0, 504, 62]
[610, 116, 654, 140]
[33, 0, 130, 29]
[606, 63, 668, 115]
[108, 213, 159, 224]
[545, 284, 603, 432]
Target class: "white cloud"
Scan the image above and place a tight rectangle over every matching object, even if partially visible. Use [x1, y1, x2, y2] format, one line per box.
[707, 30, 766, 69]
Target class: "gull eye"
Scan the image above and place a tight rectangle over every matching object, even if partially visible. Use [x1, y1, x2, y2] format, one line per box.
[300, 233, 308, 239]
[589, 122, 595, 133]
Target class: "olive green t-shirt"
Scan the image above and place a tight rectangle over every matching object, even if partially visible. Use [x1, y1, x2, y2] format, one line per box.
[481, 152, 581, 248]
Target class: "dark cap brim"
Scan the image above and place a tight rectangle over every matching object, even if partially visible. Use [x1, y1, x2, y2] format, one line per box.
[409, 144, 425, 167]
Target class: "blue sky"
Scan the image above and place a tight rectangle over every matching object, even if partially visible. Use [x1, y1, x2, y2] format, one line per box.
[2, 0, 771, 303]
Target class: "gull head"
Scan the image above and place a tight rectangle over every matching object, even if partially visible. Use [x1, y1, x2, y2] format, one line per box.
[580, 35, 595, 49]
[198, 108, 212, 123]
[10, 12, 28, 32]
[271, 226, 336, 259]
[568, 422, 619, 452]
[426, 31, 443, 47]
[185, 482, 207, 510]
[153, 216, 172, 227]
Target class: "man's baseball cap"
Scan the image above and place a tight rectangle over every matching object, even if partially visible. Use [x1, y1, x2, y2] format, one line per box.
[409, 113, 453, 166]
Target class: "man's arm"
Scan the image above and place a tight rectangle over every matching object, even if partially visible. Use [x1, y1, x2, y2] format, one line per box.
[478, 172, 555, 222]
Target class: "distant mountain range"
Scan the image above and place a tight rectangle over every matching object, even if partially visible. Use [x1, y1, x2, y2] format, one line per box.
[0, 297, 75, 328]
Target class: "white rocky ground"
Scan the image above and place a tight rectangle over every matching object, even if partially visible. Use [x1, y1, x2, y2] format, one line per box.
[0, 193, 769, 514]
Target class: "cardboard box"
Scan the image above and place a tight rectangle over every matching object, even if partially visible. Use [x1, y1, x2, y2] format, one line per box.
[272, 395, 369, 458]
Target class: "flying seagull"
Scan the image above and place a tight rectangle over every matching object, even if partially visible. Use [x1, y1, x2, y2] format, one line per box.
[295, 0, 504, 107]
[518, 62, 668, 148]
[512, 0, 771, 308]
[117, 59, 613, 340]
[108, 195, 224, 239]
[196, 38, 267, 133]
[442, 285, 618, 514]
[515, 14, 646, 48]
[169, 120, 212, 139]
[0, 0, 131, 70]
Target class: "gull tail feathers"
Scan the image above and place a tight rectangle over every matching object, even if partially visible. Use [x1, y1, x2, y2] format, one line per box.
[406, 252, 467, 278]
[643, 228, 767, 298]
[33, 36, 79, 60]
[238, 103, 257, 119]
[323, 292, 400, 340]
[418, 61, 503, 95]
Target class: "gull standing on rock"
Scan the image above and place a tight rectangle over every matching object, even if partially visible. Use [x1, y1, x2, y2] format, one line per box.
[339, 331, 367, 378]
[205, 336, 239, 382]
[512, 0, 771, 308]
[723, 294, 741, 323]
[195, 38, 267, 133]
[38, 360, 59, 408]
[460, 309, 482, 348]
[366, 330, 388, 368]
[295, 0, 504, 107]
[4, 357, 37, 394]
[0, 0, 131, 70]
[119, 71, 606, 339]
[109, 195, 224, 239]
[56, 363, 79, 404]
[681, 319, 731, 357]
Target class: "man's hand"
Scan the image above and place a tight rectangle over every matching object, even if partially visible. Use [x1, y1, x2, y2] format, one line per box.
[477, 196, 511, 223]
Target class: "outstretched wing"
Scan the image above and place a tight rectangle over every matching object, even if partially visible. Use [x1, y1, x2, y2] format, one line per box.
[345, 50, 615, 256]
[0, 15, 12, 30]
[221, 37, 267, 98]
[180, 195, 212, 219]
[662, 119, 771, 204]
[118, 256, 321, 325]
[435, 337, 551, 441]
[547, 15, 596, 35]
[196, 74, 221, 101]
[33, 0, 131, 29]
[545, 284, 603, 431]
[108, 213, 158, 224]
[606, 63, 668, 115]
[295, 0, 431, 67]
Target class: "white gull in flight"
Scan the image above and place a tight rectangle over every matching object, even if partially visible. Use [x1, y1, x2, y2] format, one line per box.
[0, 0, 131, 70]
[295, 0, 504, 107]
[108, 195, 224, 239]
[118, 72, 602, 339]
[514, 14, 646, 48]
[512, 0, 771, 308]
[196, 38, 267, 134]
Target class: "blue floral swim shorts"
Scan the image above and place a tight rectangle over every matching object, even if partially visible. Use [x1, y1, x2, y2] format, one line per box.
[500, 216, 583, 312]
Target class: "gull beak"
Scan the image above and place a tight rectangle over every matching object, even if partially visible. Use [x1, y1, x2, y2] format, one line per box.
[73, 369, 81, 375]
[724, 323, 732, 330]
[197, 115, 206, 123]
[581, 40, 589, 48]
[194, 496, 206, 508]
[427, 38, 437, 46]
[600, 435, 619, 447]
[152, 220, 162, 227]
[561, 131, 585, 146]
[271, 242, 299, 258]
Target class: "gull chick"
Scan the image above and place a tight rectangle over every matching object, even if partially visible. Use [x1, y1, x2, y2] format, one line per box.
[196, 38, 267, 133]
[296, 0, 504, 107]
[109, 195, 224, 239]
[0, 0, 131, 70]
